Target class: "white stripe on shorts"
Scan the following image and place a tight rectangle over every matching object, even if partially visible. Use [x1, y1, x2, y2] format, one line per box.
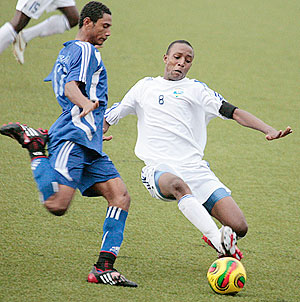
[54, 141, 75, 181]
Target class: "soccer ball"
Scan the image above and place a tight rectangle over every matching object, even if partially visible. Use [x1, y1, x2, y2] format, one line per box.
[207, 257, 246, 295]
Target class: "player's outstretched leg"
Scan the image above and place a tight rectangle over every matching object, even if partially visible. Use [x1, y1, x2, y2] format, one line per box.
[0, 122, 48, 159]
[87, 266, 138, 287]
[202, 226, 244, 261]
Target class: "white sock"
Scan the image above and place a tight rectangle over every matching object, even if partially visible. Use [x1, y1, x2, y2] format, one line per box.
[0, 22, 17, 54]
[178, 194, 222, 251]
[22, 15, 70, 43]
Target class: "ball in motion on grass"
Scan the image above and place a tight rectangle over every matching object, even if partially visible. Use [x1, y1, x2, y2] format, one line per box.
[207, 257, 246, 295]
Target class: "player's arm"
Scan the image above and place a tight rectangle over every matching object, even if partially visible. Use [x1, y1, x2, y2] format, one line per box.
[232, 108, 292, 140]
[65, 80, 99, 118]
[104, 80, 142, 127]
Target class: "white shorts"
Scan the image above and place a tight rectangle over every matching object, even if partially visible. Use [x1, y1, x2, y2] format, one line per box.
[16, 0, 76, 19]
[141, 161, 231, 204]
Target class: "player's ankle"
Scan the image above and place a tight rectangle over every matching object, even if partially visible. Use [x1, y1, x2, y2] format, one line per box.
[96, 252, 116, 271]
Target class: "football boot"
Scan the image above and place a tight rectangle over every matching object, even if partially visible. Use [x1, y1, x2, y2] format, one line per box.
[87, 266, 138, 287]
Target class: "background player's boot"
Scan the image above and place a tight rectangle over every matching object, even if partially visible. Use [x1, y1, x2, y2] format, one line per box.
[87, 266, 138, 287]
[0, 122, 48, 159]
[13, 31, 26, 64]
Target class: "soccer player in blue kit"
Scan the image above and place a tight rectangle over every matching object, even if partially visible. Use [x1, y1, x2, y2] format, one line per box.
[0, 1, 137, 287]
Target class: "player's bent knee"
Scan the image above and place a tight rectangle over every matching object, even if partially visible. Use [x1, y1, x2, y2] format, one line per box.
[44, 205, 68, 216]
[235, 220, 248, 238]
[44, 199, 70, 216]
[169, 178, 190, 199]
[49, 209, 67, 216]
[116, 191, 131, 211]
[106, 188, 131, 211]
[68, 16, 79, 28]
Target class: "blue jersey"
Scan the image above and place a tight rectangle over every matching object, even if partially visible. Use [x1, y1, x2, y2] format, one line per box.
[45, 40, 108, 155]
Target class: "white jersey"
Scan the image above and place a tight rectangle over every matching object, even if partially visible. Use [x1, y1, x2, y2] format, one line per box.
[105, 76, 228, 167]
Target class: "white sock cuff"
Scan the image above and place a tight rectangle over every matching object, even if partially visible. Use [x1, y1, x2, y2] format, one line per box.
[178, 194, 193, 206]
[5, 22, 17, 36]
[0, 22, 17, 53]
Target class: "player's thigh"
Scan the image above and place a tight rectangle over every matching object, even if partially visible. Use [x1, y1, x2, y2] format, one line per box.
[92, 177, 130, 211]
[78, 152, 121, 197]
[211, 196, 248, 236]
[49, 141, 85, 188]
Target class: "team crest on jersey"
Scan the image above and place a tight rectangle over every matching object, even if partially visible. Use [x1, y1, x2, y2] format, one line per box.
[173, 89, 184, 98]
[57, 54, 70, 64]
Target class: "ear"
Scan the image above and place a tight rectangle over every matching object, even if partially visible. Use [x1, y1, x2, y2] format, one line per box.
[83, 17, 93, 28]
[163, 54, 168, 63]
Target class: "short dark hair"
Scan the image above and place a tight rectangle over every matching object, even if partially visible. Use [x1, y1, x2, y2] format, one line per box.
[166, 40, 193, 54]
[79, 1, 111, 28]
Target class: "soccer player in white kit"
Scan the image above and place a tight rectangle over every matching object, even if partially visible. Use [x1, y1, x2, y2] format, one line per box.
[0, 0, 79, 64]
[104, 40, 292, 260]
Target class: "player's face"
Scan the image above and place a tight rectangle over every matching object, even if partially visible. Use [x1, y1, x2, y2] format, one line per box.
[88, 13, 112, 47]
[163, 43, 194, 81]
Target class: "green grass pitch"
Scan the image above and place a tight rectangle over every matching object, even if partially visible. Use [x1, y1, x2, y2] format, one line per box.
[0, 0, 299, 301]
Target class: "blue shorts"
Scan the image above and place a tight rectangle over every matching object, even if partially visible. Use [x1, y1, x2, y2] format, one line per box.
[48, 141, 120, 197]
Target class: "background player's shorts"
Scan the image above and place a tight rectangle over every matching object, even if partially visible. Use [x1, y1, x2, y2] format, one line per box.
[48, 141, 120, 197]
[141, 161, 231, 204]
[16, 0, 76, 19]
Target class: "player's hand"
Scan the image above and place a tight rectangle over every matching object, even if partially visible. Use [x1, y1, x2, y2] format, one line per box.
[103, 135, 113, 141]
[103, 119, 110, 134]
[265, 126, 292, 140]
[79, 101, 99, 118]
[102, 119, 112, 141]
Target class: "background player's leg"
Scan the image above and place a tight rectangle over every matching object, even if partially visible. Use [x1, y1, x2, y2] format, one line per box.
[21, 6, 78, 43]
[14, 6, 78, 64]
[58, 6, 79, 28]
[0, 11, 29, 54]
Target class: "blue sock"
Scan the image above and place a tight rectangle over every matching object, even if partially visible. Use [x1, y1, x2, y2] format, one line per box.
[31, 157, 59, 202]
[100, 206, 128, 256]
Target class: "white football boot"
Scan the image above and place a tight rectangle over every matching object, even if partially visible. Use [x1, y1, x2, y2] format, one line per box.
[202, 226, 244, 260]
[13, 31, 26, 64]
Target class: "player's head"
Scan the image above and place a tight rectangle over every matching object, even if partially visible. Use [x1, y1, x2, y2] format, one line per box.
[78, 1, 112, 47]
[163, 40, 194, 81]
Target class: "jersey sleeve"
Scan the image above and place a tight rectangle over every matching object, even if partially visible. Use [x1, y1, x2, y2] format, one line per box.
[66, 42, 95, 84]
[196, 81, 229, 120]
[105, 79, 143, 125]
